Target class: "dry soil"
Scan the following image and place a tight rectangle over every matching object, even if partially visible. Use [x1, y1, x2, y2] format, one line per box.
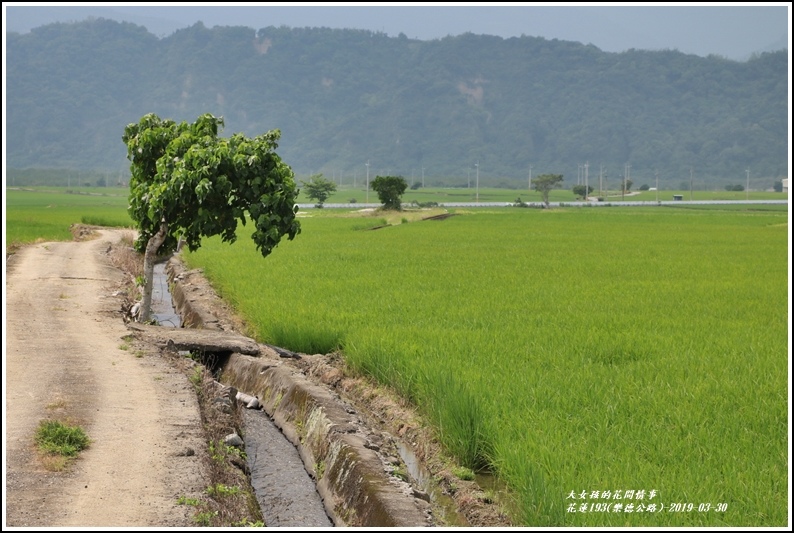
[4, 229, 207, 527]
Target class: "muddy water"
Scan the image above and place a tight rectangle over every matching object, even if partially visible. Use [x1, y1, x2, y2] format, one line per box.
[241, 409, 333, 526]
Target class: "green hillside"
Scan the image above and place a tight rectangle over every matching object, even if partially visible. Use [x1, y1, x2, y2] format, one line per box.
[5, 19, 788, 189]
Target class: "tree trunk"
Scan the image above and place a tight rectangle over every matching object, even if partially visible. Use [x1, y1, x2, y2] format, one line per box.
[138, 219, 168, 323]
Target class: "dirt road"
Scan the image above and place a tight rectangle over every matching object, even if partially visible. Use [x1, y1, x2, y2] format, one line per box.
[4, 230, 207, 527]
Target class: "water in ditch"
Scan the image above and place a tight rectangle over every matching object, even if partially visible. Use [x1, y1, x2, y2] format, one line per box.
[151, 262, 333, 526]
[151, 262, 181, 328]
[242, 409, 333, 527]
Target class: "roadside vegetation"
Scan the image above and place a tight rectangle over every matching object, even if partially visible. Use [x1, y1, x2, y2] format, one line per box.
[177, 361, 264, 527]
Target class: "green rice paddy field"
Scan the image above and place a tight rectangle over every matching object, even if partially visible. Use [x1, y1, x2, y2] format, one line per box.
[183, 204, 789, 527]
[5, 187, 132, 248]
[5, 187, 789, 526]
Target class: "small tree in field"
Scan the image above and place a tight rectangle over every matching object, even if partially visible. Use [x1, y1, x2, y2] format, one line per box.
[370, 175, 408, 210]
[572, 184, 594, 200]
[624, 178, 633, 192]
[532, 173, 564, 207]
[301, 173, 337, 208]
[122, 113, 300, 322]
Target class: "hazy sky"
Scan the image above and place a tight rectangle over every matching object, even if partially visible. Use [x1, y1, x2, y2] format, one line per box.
[4, 3, 790, 61]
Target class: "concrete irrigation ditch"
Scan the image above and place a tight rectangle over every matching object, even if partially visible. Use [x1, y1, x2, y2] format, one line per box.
[132, 255, 479, 527]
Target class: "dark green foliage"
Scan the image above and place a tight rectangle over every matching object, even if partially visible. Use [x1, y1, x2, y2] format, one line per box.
[773, 180, 782, 192]
[6, 20, 788, 187]
[639, 183, 650, 191]
[370, 176, 408, 210]
[572, 185, 594, 199]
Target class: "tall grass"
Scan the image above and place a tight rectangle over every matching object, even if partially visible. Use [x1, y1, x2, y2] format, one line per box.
[183, 206, 787, 526]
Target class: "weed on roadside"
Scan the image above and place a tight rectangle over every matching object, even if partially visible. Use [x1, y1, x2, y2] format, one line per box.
[35, 419, 90, 471]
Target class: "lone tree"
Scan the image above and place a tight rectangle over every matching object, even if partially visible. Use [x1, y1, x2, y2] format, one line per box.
[532, 173, 564, 207]
[370, 175, 408, 210]
[572, 184, 594, 200]
[301, 173, 337, 208]
[122, 113, 300, 322]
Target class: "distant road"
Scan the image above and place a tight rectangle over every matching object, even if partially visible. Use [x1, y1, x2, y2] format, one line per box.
[298, 199, 789, 209]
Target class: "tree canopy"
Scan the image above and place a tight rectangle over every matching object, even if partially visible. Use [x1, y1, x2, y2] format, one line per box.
[301, 173, 337, 207]
[370, 175, 408, 210]
[532, 174, 564, 206]
[572, 184, 594, 199]
[122, 112, 300, 320]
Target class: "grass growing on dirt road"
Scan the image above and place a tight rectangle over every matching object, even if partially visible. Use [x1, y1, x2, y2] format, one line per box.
[183, 205, 788, 527]
[35, 419, 90, 470]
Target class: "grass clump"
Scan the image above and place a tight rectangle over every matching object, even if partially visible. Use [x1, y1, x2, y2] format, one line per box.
[35, 419, 90, 457]
[453, 466, 476, 481]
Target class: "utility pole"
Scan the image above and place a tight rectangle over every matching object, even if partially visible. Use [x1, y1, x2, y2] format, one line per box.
[366, 161, 370, 203]
[626, 163, 631, 195]
[604, 172, 607, 201]
[655, 170, 659, 203]
[689, 168, 693, 201]
[475, 161, 479, 203]
[528, 164, 533, 191]
[584, 162, 589, 201]
[746, 168, 750, 200]
[599, 164, 604, 199]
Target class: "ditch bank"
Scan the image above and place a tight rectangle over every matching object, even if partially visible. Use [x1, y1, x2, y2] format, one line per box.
[162, 257, 441, 527]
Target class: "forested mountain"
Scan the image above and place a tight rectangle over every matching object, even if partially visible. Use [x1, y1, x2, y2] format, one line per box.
[5, 18, 788, 188]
